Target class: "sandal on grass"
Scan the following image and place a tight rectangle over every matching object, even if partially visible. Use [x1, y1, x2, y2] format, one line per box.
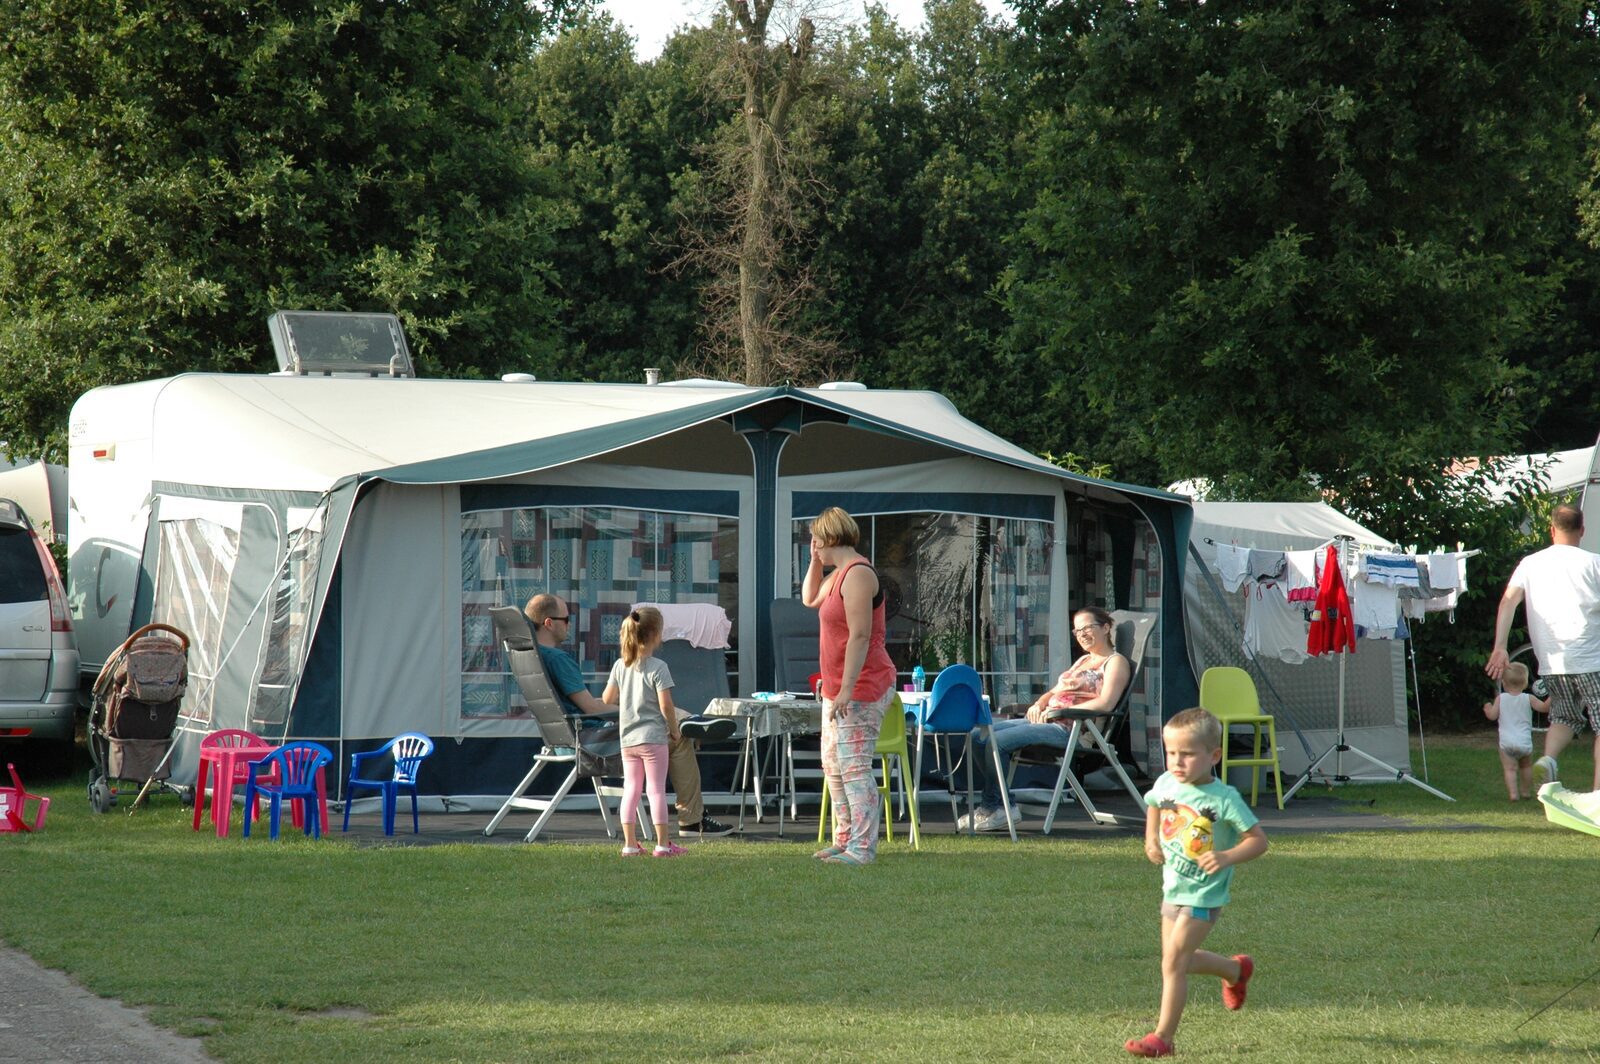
[813, 845, 844, 860]
[1123, 1033, 1174, 1057]
[821, 851, 869, 867]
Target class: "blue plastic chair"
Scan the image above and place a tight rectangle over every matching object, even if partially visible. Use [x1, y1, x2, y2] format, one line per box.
[342, 732, 434, 836]
[911, 664, 1016, 841]
[243, 742, 333, 840]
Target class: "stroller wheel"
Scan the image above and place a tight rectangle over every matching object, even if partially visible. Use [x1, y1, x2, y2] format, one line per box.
[178, 787, 194, 808]
[89, 778, 114, 814]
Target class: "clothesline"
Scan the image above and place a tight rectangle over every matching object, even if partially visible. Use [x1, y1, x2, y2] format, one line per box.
[1208, 538, 1477, 662]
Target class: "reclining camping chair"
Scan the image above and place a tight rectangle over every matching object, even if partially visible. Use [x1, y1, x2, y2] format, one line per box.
[653, 636, 739, 797]
[769, 599, 820, 695]
[1006, 610, 1154, 831]
[482, 607, 635, 843]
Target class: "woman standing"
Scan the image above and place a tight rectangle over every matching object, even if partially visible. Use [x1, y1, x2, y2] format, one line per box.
[802, 507, 897, 866]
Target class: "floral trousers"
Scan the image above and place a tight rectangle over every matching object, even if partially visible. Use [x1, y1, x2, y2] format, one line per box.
[820, 688, 890, 862]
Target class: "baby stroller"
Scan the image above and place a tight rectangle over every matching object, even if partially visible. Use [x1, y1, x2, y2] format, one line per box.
[87, 623, 190, 813]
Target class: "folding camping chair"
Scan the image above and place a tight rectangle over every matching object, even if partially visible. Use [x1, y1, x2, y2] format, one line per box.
[482, 609, 642, 843]
[1006, 610, 1153, 830]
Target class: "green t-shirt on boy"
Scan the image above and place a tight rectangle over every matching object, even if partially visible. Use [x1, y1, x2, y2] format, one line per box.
[1144, 773, 1259, 909]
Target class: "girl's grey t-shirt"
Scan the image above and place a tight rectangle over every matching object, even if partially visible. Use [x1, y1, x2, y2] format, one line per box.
[609, 656, 675, 747]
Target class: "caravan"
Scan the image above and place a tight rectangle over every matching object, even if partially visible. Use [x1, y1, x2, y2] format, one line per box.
[67, 313, 1196, 800]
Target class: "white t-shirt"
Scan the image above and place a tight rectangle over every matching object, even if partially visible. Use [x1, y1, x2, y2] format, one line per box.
[1508, 544, 1600, 674]
[1495, 692, 1534, 754]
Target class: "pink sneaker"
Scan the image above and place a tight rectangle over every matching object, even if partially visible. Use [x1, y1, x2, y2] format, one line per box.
[652, 843, 687, 857]
[1222, 954, 1253, 1010]
[619, 845, 643, 857]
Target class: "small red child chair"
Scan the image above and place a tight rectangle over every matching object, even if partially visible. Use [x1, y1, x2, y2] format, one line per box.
[0, 763, 50, 832]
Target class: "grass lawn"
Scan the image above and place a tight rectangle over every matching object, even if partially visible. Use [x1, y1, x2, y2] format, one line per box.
[2, 734, 1599, 1062]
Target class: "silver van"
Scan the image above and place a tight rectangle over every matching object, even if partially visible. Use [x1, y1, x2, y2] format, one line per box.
[0, 499, 78, 769]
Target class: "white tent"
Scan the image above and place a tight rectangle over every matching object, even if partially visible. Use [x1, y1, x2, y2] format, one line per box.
[69, 373, 1197, 797]
[1183, 501, 1415, 780]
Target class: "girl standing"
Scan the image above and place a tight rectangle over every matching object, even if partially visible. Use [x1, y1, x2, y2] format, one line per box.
[603, 607, 686, 857]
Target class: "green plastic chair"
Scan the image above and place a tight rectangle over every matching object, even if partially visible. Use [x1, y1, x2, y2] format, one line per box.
[817, 694, 920, 849]
[1197, 666, 1284, 809]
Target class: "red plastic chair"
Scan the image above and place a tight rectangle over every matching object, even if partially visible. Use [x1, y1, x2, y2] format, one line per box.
[0, 764, 49, 832]
[194, 729, 278, 835]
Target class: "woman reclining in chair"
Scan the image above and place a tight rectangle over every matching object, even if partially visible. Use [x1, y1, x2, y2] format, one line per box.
[962, 607, 1131, 832]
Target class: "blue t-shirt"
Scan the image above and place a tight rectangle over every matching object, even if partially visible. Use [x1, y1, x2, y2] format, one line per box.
[1144, 772, 1259, 909]
[537, 644, 589, 717]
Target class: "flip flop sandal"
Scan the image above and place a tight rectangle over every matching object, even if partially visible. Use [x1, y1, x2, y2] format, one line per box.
[821, 852, 869, 867]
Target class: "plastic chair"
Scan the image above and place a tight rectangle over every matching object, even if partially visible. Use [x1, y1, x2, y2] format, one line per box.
[911, 664, 1015, 842]
[0, 764, 49, 832]
[193, 729, 275, 835]
[243, 741, 334, 839]
[1198, 666, 1284, 809]
[342, 732, 435, 835]
[817, 694, 921, 849]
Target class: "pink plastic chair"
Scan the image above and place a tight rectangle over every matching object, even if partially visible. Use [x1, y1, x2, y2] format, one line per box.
[194, 729, 278, 836]
[0, 764, 49, 832]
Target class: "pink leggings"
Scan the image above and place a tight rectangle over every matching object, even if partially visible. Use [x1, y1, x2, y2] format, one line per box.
[622, 743, 669, 827]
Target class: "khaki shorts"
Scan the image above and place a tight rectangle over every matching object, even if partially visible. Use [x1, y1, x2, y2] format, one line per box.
[1161, 901, 1221, 924]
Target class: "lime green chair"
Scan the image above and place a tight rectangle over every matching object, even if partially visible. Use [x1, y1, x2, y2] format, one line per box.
[1197, 666, 1284, 809]
[817, 694, 920, 849]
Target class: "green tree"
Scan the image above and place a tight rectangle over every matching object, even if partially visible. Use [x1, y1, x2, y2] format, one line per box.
[1003, 0, 1599, 499]
[0, 0, 574, 459]
[515, 12, 721, 384]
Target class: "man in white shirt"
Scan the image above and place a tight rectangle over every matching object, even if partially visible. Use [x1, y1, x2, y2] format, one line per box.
[1486, 505, 1600, 790]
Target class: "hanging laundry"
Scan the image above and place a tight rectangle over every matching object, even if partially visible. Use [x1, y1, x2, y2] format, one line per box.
[1246, 548, 1287, 582]
[1395, 565, 1437, 600]
[1351, 576, 1401, 638]
[1307, 544, 1355, 655]
[1361, 552, 1422, 590]
[1215, 542, 1251, 593]
[1243, 582, 1309, 664]
[1285, 549, 1319, 603]
[1424, 552, 1465, 591]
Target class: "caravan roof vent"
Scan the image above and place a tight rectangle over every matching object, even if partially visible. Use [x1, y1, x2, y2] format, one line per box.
[817, 381, 867, 391]
[268, 311, 415, 378]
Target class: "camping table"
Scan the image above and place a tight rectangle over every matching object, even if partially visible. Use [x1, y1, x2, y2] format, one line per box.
[193, 737, 276, 838]
[193, 741, 330, 838]
[705, 697, 822, 836]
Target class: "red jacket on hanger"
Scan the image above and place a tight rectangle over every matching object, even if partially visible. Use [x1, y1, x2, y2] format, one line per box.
[1307, 544, 1355, 656]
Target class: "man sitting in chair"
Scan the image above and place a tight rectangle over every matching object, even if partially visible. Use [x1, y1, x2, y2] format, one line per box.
[525, 593, 736, 838]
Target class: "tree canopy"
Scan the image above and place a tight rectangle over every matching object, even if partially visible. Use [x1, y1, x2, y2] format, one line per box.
[0, 0, 575, 459]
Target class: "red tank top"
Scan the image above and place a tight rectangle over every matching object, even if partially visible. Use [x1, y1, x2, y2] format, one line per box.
[818, 560, 897, 703]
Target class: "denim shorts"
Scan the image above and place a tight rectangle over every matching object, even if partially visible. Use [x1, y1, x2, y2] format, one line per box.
[1161, 901, 1221, 924]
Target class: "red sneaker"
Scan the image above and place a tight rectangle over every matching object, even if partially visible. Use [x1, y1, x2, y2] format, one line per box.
[1223, 954, 1254, 1010]
[1124, 1033, 1175, 1057]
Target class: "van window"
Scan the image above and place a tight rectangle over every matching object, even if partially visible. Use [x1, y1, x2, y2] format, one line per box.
[0, 527, 46, 604]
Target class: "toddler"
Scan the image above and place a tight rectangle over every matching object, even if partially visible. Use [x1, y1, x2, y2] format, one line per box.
[1127, 708, 1269, 1058]
[602, 607, 686, 857]
[1482, 662, 1550, 801]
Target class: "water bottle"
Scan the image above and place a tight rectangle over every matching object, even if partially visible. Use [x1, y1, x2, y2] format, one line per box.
[912, 665, 926, 693]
